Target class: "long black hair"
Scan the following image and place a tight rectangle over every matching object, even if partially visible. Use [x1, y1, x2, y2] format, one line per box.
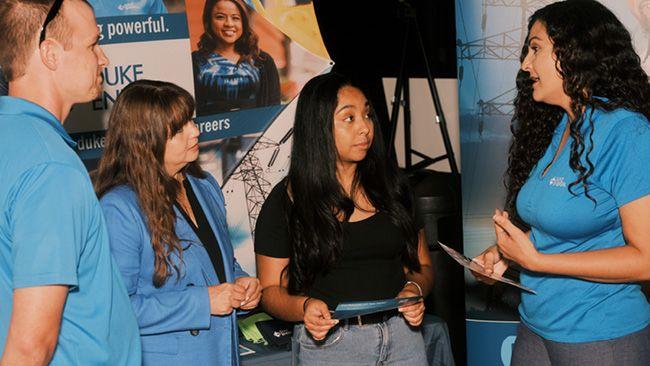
[285, 73, 421, 294]
[506, 0, 650, 226]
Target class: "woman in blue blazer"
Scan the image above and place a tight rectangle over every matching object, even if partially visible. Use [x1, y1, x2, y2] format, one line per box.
[94, 80, 261, 365]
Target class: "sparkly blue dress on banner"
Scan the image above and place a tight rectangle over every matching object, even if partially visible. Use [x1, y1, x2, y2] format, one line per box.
[192, 50, 281, 116]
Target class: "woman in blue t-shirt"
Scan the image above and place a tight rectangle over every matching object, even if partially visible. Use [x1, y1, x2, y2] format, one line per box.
[473, 1, 650, 365]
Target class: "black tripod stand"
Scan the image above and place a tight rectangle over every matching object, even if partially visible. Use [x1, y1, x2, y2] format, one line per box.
[388, 0, 459, 175]
[388, 3, 466, 364]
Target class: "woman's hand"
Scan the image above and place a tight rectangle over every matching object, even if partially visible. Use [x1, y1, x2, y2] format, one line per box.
[472, 245, 509, 284]
[207, 283, 246, 315]
[235, 276, 262, 310]
[303, 298, 338, 341]
[397, 283, 425, 327]
[493, 209, 540, 270]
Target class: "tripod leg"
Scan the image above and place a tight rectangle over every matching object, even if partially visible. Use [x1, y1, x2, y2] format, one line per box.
[413, 16, 459, 174]
[404, 80, 412, 169]
[388, 21, 411, 160]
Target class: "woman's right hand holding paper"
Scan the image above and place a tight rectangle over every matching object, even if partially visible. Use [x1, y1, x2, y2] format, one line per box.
[472, 244, 509, 285]
[303, 298, 338, 341]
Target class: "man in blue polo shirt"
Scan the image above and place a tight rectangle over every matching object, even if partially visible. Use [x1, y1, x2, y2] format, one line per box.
[0, 0, 140, 364]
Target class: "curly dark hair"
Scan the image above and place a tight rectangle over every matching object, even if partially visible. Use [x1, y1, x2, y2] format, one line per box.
[197, 0, 261, 65]
[506, 0, 650, 227]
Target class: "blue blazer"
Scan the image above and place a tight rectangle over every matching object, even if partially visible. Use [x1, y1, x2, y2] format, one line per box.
[100, 173, 247, 366]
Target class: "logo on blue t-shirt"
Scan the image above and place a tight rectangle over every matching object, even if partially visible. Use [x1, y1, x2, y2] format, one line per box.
[117, 2, 142, 11]
[90, 0, 167, 18]
[549, 176, 566, 187]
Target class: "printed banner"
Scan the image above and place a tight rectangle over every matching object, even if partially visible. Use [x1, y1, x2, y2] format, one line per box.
[59, 0, 333, 275]
[66, 3, 193, 132]
[220, 97, 301, 274]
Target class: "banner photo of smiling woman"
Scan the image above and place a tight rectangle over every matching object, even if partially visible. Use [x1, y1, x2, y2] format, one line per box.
[191, 0, 281, 116]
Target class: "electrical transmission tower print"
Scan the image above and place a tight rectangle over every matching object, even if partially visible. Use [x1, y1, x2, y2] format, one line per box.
[477, 87, 517, 117]
[229, 129, 293, 236]
[481, 0, 556, 42]
[457, 0, 555, 118]
[457, 28, 522, 61]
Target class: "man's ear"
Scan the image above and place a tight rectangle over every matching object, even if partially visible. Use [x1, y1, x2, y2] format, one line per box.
[38, 39, 62, 71]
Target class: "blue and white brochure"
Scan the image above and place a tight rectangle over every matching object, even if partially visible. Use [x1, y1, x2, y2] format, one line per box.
[438, 241, 537, 294]
[332, 296, 423, 320]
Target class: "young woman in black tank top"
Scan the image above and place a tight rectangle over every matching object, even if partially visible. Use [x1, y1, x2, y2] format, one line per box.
[254, 73, 434, 365]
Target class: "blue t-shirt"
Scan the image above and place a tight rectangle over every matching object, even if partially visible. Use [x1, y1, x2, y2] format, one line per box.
[89, 0, 167, 18]
[0, 97, 141, 364]
[517, 107, 650, 342]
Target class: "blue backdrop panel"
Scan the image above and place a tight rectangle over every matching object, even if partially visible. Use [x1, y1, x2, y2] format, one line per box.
[466, 320, 518, 366]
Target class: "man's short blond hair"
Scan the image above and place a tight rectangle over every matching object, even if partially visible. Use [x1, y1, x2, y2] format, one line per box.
[0, 0, 72, 81]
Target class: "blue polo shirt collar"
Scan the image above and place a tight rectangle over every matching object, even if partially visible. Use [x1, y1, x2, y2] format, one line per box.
[0, 96, 77, 148]
[553, 97, 609, 137]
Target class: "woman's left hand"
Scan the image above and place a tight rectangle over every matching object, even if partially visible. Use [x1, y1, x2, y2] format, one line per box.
[493, 209, 540, 271]
[396, 283, 425, 327]
[235, 277, 262, 310]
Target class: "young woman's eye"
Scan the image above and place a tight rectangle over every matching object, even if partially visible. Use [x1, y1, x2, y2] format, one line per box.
[344, 115, 354, 122]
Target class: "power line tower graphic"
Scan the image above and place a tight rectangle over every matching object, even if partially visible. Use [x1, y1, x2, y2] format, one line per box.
[457, 0, 554, 123]
[459, 0, 554, 63]
[481, 0, 556, 43]
[229, 129, 293, 237]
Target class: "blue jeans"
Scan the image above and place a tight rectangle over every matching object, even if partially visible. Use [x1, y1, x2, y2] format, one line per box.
[292, 315, 428, 365]
[511, 322, 650, 366]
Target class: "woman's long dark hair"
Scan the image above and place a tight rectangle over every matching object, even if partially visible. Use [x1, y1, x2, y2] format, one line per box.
[197, 0, 261, 65]
[506, 0, 650, 226]
[285, 73, 421, 294]
[94, 80, 205, 287]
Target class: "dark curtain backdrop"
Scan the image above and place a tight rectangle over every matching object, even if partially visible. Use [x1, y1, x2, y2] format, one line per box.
[313, 0, 457, 148]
